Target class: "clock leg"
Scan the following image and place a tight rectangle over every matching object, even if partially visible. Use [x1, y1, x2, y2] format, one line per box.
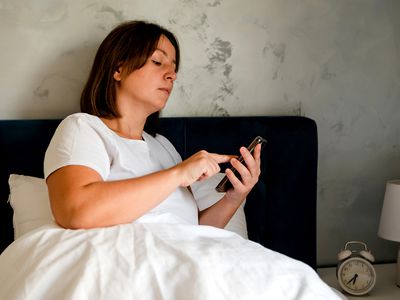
[397, 245, 400, 287]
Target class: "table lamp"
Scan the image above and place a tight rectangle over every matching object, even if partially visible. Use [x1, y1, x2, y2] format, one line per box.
[378, 179, 400, 287]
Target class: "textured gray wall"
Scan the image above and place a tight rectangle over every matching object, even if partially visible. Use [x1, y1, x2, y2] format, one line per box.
[0, 0, 399, 266]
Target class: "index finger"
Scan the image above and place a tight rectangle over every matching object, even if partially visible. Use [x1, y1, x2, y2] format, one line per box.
[209, 153, 236, 164]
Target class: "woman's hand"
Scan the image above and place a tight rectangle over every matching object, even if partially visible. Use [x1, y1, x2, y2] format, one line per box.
[174, 150, 232, 187]
[224, 143, 262, 205]
[198, 144, 262, 228]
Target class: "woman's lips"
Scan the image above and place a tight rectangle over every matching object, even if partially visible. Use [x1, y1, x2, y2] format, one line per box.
[158, 88, 171, 95]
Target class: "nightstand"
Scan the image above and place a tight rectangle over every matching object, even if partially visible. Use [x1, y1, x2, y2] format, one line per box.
[318, 263, 400, 299]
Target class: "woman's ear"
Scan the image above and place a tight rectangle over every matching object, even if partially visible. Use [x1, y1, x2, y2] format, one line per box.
[113, 67, 122, 81]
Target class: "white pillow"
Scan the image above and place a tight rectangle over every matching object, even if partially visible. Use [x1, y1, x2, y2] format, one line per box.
[191, 173, 248, 239]
[8, 174, 54, 239]
[8, 173, 248, 240]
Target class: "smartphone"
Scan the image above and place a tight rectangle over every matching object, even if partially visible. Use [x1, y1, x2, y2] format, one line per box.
[215, 136, 267, 193]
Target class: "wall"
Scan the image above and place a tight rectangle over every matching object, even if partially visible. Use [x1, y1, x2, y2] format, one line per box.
[0, 0, 399, 266]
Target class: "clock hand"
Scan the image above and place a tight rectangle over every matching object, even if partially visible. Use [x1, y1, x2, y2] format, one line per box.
[347, 274, 358, 285]
[353, 273, 359, 284]
[346, 275, 355, 285]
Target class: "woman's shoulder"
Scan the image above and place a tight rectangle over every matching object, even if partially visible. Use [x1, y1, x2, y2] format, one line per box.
[52, 113, 114, 144]
[61, 112, 99, 125]
[57, 113, 104, 131]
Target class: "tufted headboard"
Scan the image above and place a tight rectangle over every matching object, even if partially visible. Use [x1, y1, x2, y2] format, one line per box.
[0, 116, 318, 269]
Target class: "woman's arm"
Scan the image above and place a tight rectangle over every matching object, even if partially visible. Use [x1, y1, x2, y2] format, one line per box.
[198, 144, 262, 227]
[47, 150, 231, 229]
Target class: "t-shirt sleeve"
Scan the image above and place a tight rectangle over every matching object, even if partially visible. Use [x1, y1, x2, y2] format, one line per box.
[191, 173, 225, 211]
[154, 133, 182, 165]
[44, 115, 111, 180]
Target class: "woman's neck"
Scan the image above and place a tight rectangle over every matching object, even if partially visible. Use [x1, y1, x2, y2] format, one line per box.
[103, 91, 157, 140]
[100, 114, 146, 140]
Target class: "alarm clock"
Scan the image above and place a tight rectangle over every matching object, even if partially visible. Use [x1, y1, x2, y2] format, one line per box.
[336, 241, 376, 296]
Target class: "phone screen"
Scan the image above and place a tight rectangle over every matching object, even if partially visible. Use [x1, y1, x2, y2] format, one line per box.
[215, 136, 266, 193]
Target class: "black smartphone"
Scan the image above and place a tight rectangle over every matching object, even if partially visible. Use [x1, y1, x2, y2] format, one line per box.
[215, 136, 267, 193]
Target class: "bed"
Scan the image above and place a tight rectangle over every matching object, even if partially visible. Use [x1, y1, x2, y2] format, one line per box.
[0, 116, 343, 299]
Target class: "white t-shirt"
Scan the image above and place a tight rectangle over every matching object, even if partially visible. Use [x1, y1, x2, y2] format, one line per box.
[44, 113, 219, 225]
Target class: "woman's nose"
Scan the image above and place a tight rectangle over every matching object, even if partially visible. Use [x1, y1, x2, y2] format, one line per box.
[167, 72, 177, 81]
[165, 66, 177, 81]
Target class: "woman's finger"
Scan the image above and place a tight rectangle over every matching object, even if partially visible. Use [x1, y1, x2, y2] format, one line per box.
[239, 146, 260, 179]
[209, 153, 235, 164]
[230, 156, 251, 182]
[225, 168, 244, 191]
[253, 143, 262, 166]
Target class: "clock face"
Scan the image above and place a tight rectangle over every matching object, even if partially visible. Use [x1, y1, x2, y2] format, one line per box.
[337, 257, 376, 296]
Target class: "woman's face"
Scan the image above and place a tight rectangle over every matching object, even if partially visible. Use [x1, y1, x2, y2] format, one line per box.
[114, 35, 177, 115]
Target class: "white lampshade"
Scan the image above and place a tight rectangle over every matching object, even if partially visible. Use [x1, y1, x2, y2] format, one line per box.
[378, 180, 400, 287]
[378, 180, 400, 242]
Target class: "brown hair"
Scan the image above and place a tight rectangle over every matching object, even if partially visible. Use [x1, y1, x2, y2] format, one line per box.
[80, 20, 180, 135]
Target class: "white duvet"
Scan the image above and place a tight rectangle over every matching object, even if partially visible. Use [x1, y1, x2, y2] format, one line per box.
[0, 213, 343, 300]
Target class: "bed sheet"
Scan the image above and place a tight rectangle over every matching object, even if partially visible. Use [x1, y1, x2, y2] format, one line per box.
[0, 212, 344, 300]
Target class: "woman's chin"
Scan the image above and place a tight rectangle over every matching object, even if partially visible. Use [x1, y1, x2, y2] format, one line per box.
[149, 100, 168, 114]
[157, 97, 169, 109]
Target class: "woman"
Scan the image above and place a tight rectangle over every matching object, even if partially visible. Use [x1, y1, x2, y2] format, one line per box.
[0, 20, 342, 300]
[44, 20, 262, 230]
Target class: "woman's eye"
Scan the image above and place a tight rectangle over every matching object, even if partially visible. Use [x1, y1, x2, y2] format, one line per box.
[152, 60, 161, 66]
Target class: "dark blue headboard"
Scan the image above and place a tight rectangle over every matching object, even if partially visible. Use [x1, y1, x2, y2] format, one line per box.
[0, 116, 318, 268]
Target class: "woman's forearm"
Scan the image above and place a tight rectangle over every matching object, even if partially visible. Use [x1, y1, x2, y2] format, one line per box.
[198, 195, 243, 228]
[47, 166, 183, 229]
